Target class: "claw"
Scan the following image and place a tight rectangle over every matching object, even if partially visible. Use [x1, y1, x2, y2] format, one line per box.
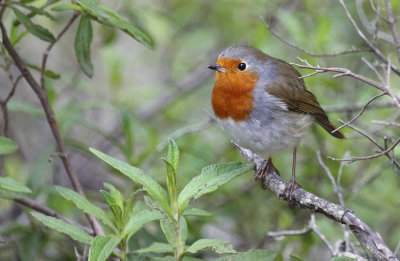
[254, 157, 280, 189]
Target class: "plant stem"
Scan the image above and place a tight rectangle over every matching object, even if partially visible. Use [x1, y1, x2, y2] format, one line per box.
[173, 217, 184, 261]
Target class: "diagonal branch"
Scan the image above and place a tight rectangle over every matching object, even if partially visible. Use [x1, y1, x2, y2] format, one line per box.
[0, 10, 103, 236]
[236, 144, 398, 261]
[384, 0, 400, 65]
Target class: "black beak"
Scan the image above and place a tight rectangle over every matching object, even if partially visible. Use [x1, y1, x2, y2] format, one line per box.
[207, 64, 224, 72]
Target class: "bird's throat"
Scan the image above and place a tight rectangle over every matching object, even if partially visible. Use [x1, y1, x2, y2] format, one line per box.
[212, 71, 258, 121]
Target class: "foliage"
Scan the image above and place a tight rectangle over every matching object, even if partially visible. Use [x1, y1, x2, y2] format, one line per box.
[0, 0, 399, 260]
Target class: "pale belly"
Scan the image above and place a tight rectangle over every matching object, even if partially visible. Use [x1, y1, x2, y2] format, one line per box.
[215, 111, 313, 156]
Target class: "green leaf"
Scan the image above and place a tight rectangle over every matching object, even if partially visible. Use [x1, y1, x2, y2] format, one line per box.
[184, 239, 236, 255]
[0, 176, 31, 199]
[163, 159, 177, 207]
[10, 2, 55, 20]
[73, 0, 153, 48]
[74, 14, 94, 77]
[331, 257, 357, 261]
[124, 209, 164, 238]
[178, 162, 254, 213]
[100, 190, 123, 230]
[89, 148, 173, 217]
[103, 183, 123, 211]
[26, 63, 60, 79]
[8, 101, 44, 117]
[215, 249, 277, 261]
[290, 254, 304, 261]
[31, 212, 93, 245]
[120, 111, 134, 159]
[12, 7, 55, 42]
[0, 177, 30, 193]
[136, 242, 173, 254]
[51, 3, 83, 12]
[0, 137, 18, 155]
[160, 218, 175, 247]
[88, 235, 121, 261]
[167, 139, 179, 172]
[55, 186, 116, 231]
[182, 208, 212, 217]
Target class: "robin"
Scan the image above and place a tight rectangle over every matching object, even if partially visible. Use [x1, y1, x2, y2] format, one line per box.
[208, 46, 344, 198]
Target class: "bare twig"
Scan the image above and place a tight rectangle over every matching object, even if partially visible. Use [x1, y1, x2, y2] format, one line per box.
[332, 92, 386, 134]
[338, 0, 400, 75]
[40, 11, 80, 90]
[260, 16, 370, 57]
[292, 59, 389, 93]
[372, 120, 400, 127]
[236, 144, 398, 261]
[0, 11, 103, 235]
[329, 136, 400, 163]
[15, 197, 93, 235]
[361, 57, 384, 83]
[325, 101, 396, 112]
[330, 120, 400, 170]
[384, 0, 400, 65]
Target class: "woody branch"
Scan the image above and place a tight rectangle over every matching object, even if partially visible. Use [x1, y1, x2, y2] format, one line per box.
[236, 144, 398, 261]
[0, 5, 103, 236]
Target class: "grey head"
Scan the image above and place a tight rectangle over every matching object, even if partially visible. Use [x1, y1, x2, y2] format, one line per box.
[217, 45, 276, 76]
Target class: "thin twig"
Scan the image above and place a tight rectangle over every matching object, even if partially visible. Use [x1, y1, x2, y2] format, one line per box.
[40, 11, 80, 90]
[15, 197, 93, 235]
[332, 92, 386, 134]
[361, 57, 384, 83]
[384, 0, 400, 65]
[292, 59, 389, 93]
[325, 101, 396, 112]
[0, 11, 103, 235]
[260, 16, 370, 57]
[338, 0, 400, 75]
[329, 137, 400, 163]
[372, 120, 400, 127]
[237, 145, 398, 261]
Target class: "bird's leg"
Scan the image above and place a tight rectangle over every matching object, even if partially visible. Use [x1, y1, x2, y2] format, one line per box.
[255, 157, 280, 189]
[283, 147, 301, 200]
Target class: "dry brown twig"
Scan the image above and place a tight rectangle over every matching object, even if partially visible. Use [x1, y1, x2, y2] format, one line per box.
[0, 6, 103, 235]
[236, 144, 398, 261]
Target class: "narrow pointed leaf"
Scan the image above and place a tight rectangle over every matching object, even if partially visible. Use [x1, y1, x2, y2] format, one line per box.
[167, 139, 179, 171]
[184, 239, 236, 255]
[74, 14, 93, 77]
[100, 190, 123, 229]
[0, 137, 18, 155]
[124, 209, 164, 238]
[88, 235, 121, 261]
[51, 3, 83, 11]
[136, 242, 173, 254]
[12, 7, 55, 42]
[55, 186, 116, 231]
[160, 218, 175, 247]
[31, 212, 93, 245]
[89, 148, 172, 217]
[178, 162, 254, 212]
[0, 177, 31, 193]
[103, 183, 123, 210]
[215, 249, 277, 261]
[163, 159, 177, 206]
[182, 208, 212, 217]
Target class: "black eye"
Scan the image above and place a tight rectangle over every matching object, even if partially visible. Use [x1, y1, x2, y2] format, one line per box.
[237, 63, 247, 71]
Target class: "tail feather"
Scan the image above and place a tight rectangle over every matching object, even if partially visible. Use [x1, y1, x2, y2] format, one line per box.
[315, 116, 345, 139]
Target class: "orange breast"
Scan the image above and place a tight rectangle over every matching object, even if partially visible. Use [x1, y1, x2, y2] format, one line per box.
[211, 60, 259, 121]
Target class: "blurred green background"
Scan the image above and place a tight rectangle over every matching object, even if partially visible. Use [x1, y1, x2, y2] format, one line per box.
[1, 0, 400, 260]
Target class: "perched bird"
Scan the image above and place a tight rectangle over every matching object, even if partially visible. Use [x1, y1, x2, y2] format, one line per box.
[208, 46, 344, 198]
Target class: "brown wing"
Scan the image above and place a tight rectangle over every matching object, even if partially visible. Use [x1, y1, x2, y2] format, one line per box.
[266, 59, 345, 139]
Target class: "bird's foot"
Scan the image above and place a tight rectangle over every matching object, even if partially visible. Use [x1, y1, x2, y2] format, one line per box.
[282, 179, 301, 201]
[255, 158, 280, 189]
